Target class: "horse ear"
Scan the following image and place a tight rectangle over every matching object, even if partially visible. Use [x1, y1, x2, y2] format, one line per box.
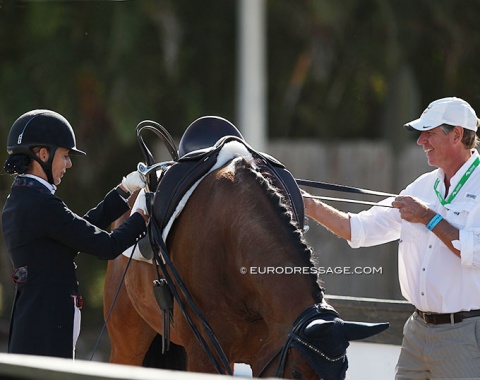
[343, 321, 389, 341]
[303, 320, 335, 337]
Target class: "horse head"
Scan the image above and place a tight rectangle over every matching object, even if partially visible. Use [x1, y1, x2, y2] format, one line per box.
[260, 303, 389, 379]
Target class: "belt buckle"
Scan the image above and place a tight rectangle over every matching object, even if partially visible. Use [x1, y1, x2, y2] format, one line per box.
[421, 312, 438, 325]
[419, 311, 431, 323]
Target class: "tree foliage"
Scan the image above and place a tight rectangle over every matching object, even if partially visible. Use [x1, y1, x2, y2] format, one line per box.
[1, 0, 480, 335]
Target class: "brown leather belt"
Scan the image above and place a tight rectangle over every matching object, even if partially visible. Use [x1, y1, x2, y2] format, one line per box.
[416, 309, 480, 325]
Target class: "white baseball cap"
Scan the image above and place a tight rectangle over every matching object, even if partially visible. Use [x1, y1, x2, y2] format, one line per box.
[404, 97, 478, 132]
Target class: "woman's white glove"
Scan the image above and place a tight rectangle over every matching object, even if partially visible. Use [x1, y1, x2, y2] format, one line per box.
[121, 171, 146, 194]
[132, 189, 149, 216]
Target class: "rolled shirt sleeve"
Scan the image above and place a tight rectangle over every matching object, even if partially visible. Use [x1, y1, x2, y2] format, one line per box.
[447, 191, 480, 269]
[452, 228, 480, 268]
[348, 197, 401, 249]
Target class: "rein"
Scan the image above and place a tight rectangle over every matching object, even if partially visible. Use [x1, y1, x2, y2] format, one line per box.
[136, 120, 178, 191]
[89, 241, 138, 360]
[148, 217, 233, 375]
[296, 179, 397, 197]
[297, 178, 397, 208]
[303, 195, 394, 208]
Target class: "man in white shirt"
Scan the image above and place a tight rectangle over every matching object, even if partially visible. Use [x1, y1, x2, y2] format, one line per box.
[304, 97, 480, 379]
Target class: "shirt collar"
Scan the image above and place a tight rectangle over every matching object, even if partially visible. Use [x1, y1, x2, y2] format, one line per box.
[437, 149, 480, 184]
[22, 174, 57, 194]
[449, 149, 480, 186]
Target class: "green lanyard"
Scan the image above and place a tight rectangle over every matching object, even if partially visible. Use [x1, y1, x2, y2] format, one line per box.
[434, 156, 480, 206]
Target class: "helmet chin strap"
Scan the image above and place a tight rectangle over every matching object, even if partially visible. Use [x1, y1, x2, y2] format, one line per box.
[31, 146, 57, 185]
[41, 159, 55, 185]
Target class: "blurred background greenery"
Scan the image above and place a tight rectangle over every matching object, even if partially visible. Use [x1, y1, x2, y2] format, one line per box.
[1, 0, 480, 360]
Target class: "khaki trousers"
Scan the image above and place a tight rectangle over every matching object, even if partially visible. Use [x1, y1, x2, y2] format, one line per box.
[395, 312, 480, 380]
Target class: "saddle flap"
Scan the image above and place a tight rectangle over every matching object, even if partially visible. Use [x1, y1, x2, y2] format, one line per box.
[152, 147, 221, 234]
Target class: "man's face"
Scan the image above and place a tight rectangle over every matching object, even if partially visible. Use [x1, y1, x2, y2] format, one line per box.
[416, 126, 457, 169]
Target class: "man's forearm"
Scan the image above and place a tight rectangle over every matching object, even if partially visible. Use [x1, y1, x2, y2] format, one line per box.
[304, 196, 352, 241]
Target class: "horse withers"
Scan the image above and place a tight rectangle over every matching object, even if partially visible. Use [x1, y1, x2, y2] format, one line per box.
[104, 142, 388, 379]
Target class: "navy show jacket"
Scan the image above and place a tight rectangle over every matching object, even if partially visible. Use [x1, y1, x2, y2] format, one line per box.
[2, 176, 146, 358]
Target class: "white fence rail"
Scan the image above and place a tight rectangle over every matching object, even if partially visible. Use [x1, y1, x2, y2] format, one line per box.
[0, 353, 234, 380]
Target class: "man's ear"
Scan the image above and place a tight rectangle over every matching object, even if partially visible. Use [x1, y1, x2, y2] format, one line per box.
[453, 126, 464, 143]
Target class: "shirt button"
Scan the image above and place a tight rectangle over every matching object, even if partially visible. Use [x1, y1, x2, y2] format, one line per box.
[421, 292, 425, 296]
[422, 268, 425, 271]
[428, 245, 432, 249]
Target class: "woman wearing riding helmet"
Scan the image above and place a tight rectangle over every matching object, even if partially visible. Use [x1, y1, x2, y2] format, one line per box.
[2, 109, 149, 358]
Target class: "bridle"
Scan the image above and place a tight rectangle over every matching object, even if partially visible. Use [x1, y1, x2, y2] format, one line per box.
[257, 303, 347, 379]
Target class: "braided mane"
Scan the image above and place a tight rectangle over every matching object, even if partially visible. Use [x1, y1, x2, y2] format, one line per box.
[240, 157, 323, 303]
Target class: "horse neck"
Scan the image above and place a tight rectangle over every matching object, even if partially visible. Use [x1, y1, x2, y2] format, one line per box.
[235, 215, 323, 375]
[167, 159, 324, 371]
[245, 239, 323, 324]
[227, 163, 323, 326]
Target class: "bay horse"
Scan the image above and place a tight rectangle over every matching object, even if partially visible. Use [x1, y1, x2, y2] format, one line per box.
[104, 140, 387, 379]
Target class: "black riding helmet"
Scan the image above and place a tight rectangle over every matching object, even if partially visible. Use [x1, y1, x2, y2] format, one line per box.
[178, 116, 244, 157]
[6, 109, 86, 184]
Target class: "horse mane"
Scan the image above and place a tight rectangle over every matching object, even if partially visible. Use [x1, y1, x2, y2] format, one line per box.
[239, 157, 324, 303]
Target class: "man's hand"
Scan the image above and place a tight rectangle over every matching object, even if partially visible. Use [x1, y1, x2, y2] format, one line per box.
[391, 196, 435, 225]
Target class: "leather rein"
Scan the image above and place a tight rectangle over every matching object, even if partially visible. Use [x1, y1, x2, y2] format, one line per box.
[297, 178, 398, 208]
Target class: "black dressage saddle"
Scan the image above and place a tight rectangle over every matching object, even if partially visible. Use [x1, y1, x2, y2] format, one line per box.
[136, 121, 305, 260]
[152, 135, 305, 237]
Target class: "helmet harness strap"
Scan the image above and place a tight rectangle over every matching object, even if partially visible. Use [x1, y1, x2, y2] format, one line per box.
[31, 146, 57, 185]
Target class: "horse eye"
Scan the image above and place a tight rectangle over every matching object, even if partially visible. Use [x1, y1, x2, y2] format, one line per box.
[291, 369, 303, 379]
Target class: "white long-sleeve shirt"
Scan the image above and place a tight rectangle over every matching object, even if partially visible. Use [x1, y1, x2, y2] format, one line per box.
[348, 150, 480, 313]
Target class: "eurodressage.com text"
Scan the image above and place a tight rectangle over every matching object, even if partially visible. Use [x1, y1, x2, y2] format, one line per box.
[240, 266, 383, 275]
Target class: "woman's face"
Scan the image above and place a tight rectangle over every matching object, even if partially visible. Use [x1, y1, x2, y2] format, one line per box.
[51, 147, 72, 185]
